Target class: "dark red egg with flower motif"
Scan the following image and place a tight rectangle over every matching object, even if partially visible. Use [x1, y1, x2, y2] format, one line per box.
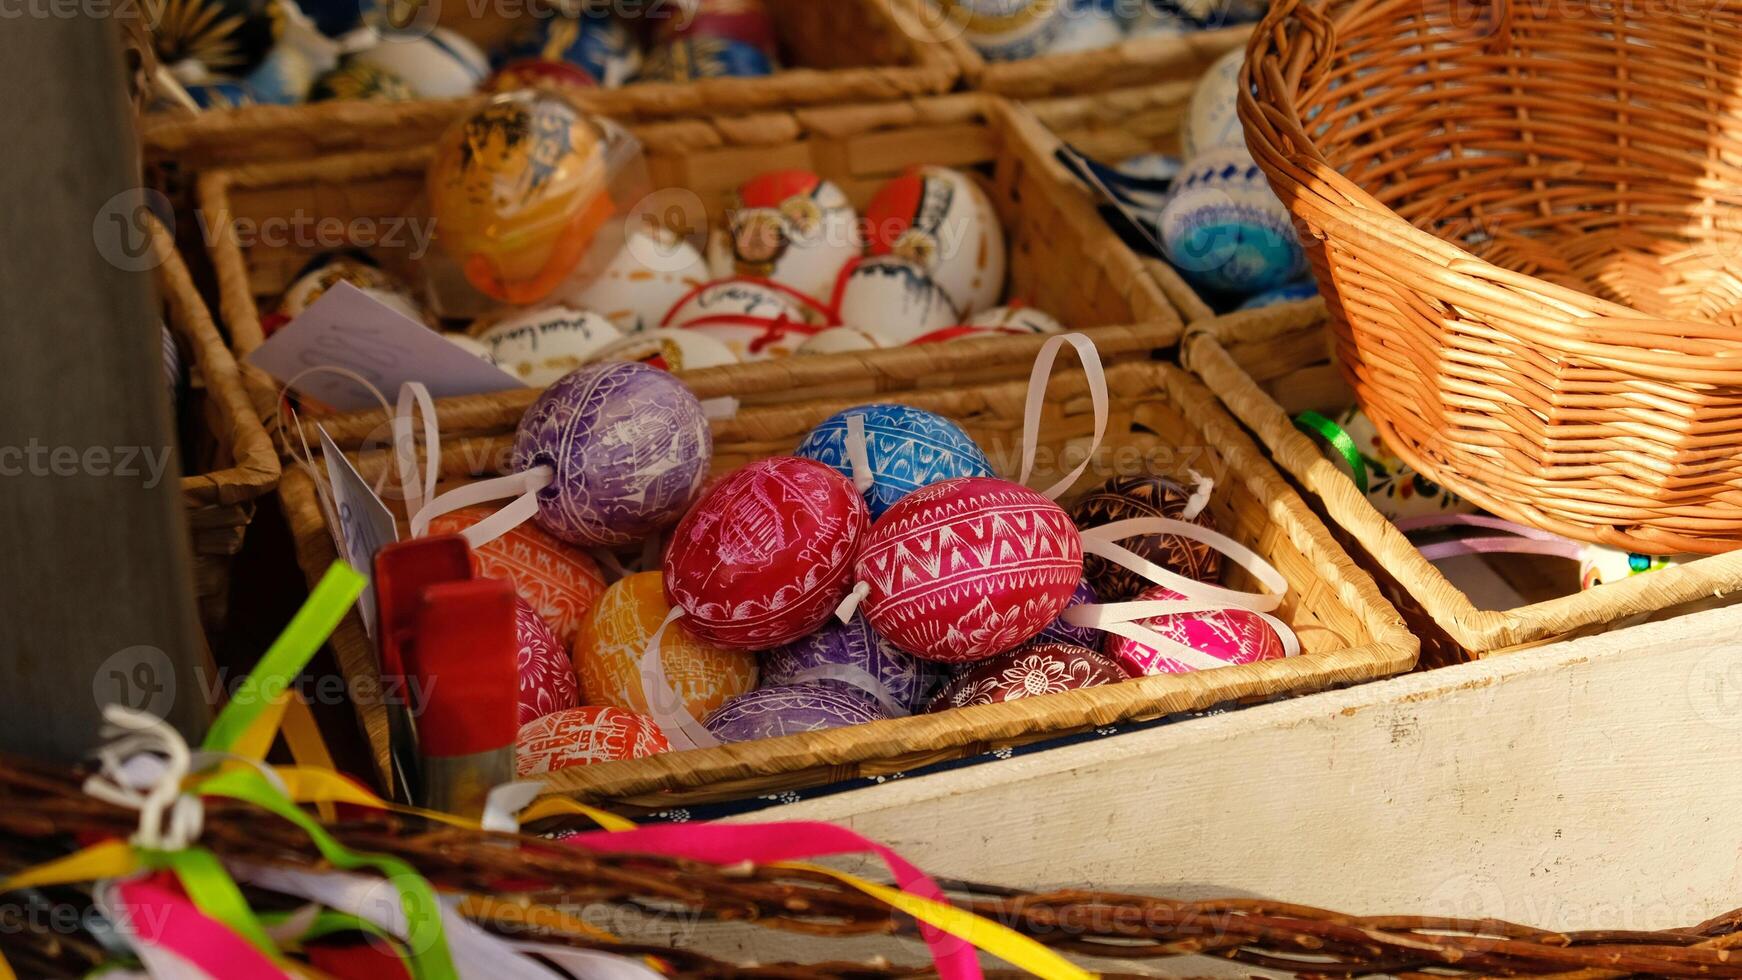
[925, 643, 1128, 712]
[1069, 475, 1223, 601]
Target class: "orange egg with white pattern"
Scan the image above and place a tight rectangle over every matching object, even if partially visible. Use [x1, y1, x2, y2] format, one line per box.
[570, 571, 758, 719]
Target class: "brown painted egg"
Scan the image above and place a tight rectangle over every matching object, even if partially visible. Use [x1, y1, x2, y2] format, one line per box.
[1068, 475, 1223, 601]
[925, 642, 1128, 712]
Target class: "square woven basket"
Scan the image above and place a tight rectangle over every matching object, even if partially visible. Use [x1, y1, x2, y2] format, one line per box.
[1184, 298, 1742, 666]
[200, 93, 1181, 455]
[139, 0, 959, 177]
[279, 355, 1416, 808]
[151, 216, 281, 634]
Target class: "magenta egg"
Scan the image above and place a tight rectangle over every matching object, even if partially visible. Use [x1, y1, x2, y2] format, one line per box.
[664, 456, 869, 649]
[854, 476, 1084, 663]
[513, 597, 580, 725]
[1106, 585, 1286, 676]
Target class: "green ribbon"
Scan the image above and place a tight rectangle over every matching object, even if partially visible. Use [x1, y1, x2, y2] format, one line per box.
[260, 907, 401, 950]
[203, 563, 366, 755]
[144, 847, 283, 963]
[1295, 410, 1369, 495]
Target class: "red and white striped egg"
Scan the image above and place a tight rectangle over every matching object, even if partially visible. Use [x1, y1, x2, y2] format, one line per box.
[853, 476, 1084, 663]
[664, 456, 869, 648]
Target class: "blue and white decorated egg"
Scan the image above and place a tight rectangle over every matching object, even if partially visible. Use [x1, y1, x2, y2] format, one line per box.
[1047, 0, 1126, 53]
[1182, 47, 1246, 160]
[1159, 145, 1305, 295]
[795, 403, 995, 519]
[497, 9, 641, 88]
[351, 27, 488, 98]
[1238, 279, 1320, 310]
[938, 0, 1069, 61]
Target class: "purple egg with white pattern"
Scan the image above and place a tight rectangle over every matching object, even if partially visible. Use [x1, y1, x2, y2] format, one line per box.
[703, 683, 888, 742]
[511, 361, 712, 548]
[763, 617, 947, 713]
[1029, 579, 1101, 650]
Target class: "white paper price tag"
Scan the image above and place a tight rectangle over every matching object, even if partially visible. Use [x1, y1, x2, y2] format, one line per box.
[319, 426, 399, 636]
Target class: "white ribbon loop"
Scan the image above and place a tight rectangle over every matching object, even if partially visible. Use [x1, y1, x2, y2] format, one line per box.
[1079, 517, 1288, 613]
[844, 412, 876, 494]
[835, 581, 870, 623]
[787, 665, 910, 717]
[394, 382, 440, 525]
[636, 608, 722, 751]
[1018, 332, 1110, 500]
[81, 705, 204, 852]
[1183, 470, 1213, 521]
[411, 466, 554, 548]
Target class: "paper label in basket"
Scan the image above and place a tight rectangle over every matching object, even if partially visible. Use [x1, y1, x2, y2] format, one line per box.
[320, 425, 398, 637]
[247, 282, 523, 411]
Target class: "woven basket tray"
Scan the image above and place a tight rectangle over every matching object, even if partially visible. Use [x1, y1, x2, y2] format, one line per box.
[1185, 299, 1742, 665]
[1242, 0, 1742, 555]
[201, 93, 1181, 454]
[280, 357, 1415, 807]
[138, 0, 958, 177]
[152, 216, 281, 634]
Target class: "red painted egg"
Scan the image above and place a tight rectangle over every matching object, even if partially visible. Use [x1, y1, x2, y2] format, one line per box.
[513, 597, 580, 726]
[925, 643, 1128, 712]
[1106, 585, 1286, 676]
[664, 456, 869, 649]
[855, 477, 1084, 663]
[427, 504, 606, 647]
[515, 705, 669, 777]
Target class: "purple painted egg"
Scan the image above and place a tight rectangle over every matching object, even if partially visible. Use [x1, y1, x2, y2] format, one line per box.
[664, 457, 868, 649]
[511, 361, 712, 548]
[1106, 585, 1286, 676]
[513, 597, 579, 726]
[703, 683, 888, 742]
[1069, 475, 1223, 601]
[763, 616, 947, 713]
[926, 643, 1128, 713]
[1028, 579, 1101, 650]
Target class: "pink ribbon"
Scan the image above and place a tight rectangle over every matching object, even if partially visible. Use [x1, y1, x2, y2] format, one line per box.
[112, 877, 291, 980]
[561, 821, 981, 980]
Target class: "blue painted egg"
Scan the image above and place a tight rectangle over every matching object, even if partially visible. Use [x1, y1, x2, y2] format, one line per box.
[1159, 145, 1306, 296]
[184, 79, 260, 109]
[794, 403, 995, 519]
[1238, 279, 1320, 310]
[497, 10, 641, 88]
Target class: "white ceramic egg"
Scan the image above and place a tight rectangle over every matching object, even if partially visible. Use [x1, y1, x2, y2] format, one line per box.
[796, 326, 889, 355]
[587, 327, 740, 372]
[558, 229, 710, 334]
[472, 306, 623, 386]
[835, 257, 958, 344]
[1159, 145, 1306, 295]
[352, 27, 488, 99]
[864, 165, 1004, 317]
[664, 277, 822, 327]
[939, 0, 1069, 60]
[1182, 46, 1246, 160]
[967, 305, 1064, 334]
[724, 170, 861, 302]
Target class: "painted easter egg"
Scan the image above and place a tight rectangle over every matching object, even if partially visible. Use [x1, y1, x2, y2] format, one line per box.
[795, 403, 995, 519]
[244, 45, 318, 105]
[703, 684, 887, 743]
[307, 60, 414, 101]
[1046, 0, 1124, 53]
[1580, 545, 1686, 591]
[515, 706, 670, 777]
[1029, 579, 1101, 649]
[571, 572, 758, 718]
[426, 504, 606, 646]
[276, 256, 427, 324]
[471, 306, 623, 386]
[833, 258, 958, 344]
[663, 278, 825, 361]
[763, 616, 947, 714]
[1160, 145, 1305, 295]
[725, 171, 859, 301]
[664, 457, 869, 648]
[855, 477, 1085, 662]
[587, 328, 739, 371]
[797, 326, 888, 355]
[926, 643, 1127, 712]
[967, 305, 1062, 334]
[1181, 46, 1245, 160]
[512, 598, 580, 725]
[497, 9, 641, 87]
[352, 27, 488, 98]
[937, 0, 1069, 60]
[428, 91, 613, 304]
[511, 361, 712, 547]
[559, 229, 711, 334]
[864, 166, 1006, 317]
[487, 58, 601, 94]
[654, 0, 779, 55]
[1324, 405, 1474, 522]
[1238, 279, 1320, 310]
[1105, 585, 1285, 676]
[148, 0, 276, 75]
[183, 79, 261, 109]
[1069, 475, 1223, 601]
[638, 36, 774, 81]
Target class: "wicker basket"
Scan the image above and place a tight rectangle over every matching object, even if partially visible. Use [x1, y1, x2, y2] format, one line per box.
[902, 0, 1250, 100]
[152, 217, 281, 633]
[200, 93, 1181, 453]
[1242, 0, 1742, 555]
[1185, 298, 1742, 665]
[138, 0, 959, 177]
[280, 356, 1415, 807]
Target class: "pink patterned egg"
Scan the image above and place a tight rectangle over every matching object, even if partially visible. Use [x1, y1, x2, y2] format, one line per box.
[1106, 585, 1286, 676]
[855, 477, 1084, 663]
[514, 597, 580, 725]
[515, 705, 670, 777]
[664, 456, 869, 649]
[926, 643, 1127, 712]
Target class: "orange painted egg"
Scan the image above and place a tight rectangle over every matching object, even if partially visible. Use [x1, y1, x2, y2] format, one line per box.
[571, 571, 758, 718]
[515, 705, 669, 777]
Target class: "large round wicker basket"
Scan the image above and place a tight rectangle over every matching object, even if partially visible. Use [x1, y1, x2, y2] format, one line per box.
[1241, 0, 1742, 555]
